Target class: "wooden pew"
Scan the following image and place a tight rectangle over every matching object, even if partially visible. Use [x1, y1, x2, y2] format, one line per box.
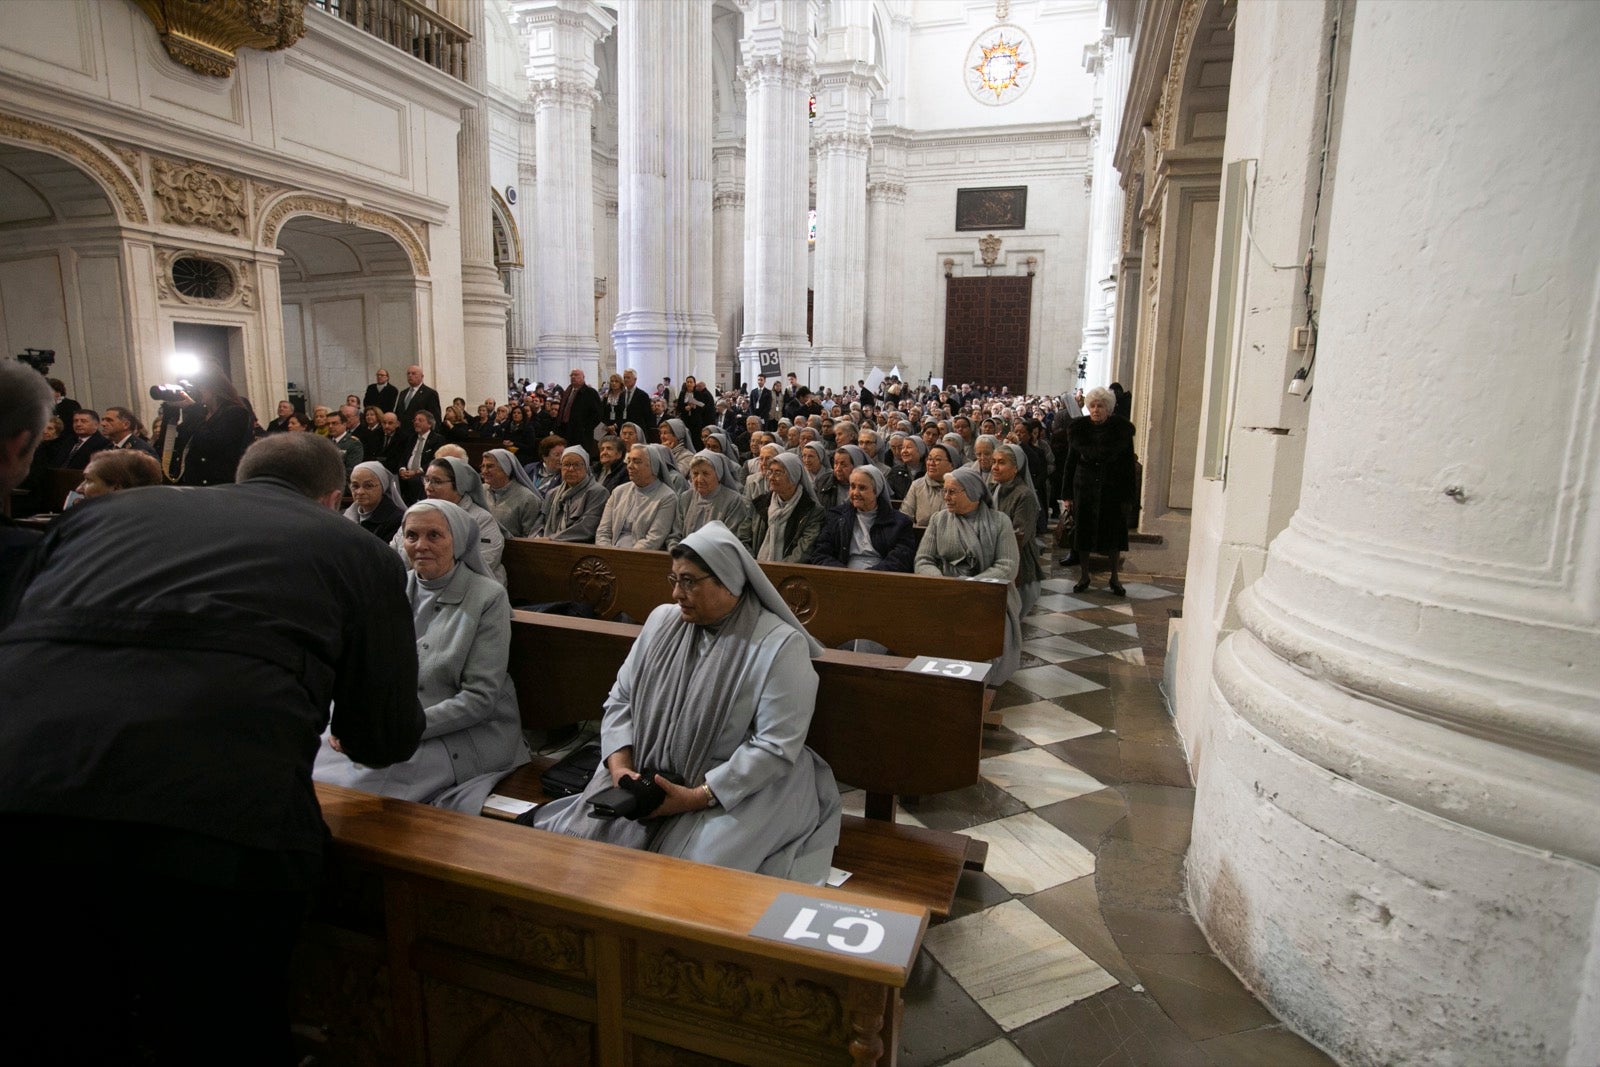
[502, 538, 1006, 661]
[295, 783, 924, 1067]
[498, 611, 988, 919]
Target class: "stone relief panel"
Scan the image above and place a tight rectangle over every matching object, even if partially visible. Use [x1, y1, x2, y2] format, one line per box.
[152, 157, 247, 236]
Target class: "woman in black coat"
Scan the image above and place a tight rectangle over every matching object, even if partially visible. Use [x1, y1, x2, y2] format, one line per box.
[1063, 386, 1136, 595]
[172, 371, 254, 486]
[807, 465, 917, 572]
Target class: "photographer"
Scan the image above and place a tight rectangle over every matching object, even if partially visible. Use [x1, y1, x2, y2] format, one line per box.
[164, 369, 254, 485]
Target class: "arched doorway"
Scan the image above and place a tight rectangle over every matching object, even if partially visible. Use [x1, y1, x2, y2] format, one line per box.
[275, 216, 420, 413]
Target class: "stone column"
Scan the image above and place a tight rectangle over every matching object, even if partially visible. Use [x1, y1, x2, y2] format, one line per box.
[610, 0, 718, 387]
[810, 57, 879, 391]
[511, 102, 540, 383]
[1079, 20, 1129, 391]
[1190, 3, 1600, 1064]
[712, 144, 745, 388]
[456, 0, 513, 403]
[524, 0, 612, 384]
[863, 143, 905, 370]
[735, 0, 814, 387]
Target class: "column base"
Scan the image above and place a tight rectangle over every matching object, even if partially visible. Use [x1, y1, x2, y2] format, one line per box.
[1190, 628, 1600, 1066]
[534, 337, 601, 385]
[615, 311, 719, 390]
[809, 344, 866, 393]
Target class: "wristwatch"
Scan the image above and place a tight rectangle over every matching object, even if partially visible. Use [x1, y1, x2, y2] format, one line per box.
[702, 783, 720, 808]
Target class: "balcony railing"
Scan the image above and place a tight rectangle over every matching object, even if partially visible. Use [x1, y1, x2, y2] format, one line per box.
[310, 0, 470, 81]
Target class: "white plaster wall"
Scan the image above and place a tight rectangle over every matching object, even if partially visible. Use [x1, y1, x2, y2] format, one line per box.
[904, 0, 1099, 131]
[894, 128, 1091, 392]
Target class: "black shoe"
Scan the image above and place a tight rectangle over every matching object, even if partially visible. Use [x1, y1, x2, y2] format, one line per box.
[1109, 580, 1126, 597]
[1058, 552, 1079, 567]
[1073, 577, 1091, 593]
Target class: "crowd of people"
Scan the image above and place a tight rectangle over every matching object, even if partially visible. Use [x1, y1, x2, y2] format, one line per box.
[0, 354, 1139, 1062]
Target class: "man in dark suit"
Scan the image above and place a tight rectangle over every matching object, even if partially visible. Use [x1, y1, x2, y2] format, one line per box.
[396, 410, 445, 503]
[620, 368, 656, 441]
[363, 368, 399, 413]
[60, 410, 112, 470]
[100, 406, 157, 456]
[394, 365, 441, 426]
[553, 368, 603, 458]
[265, 400, 295, 434]
[48, 378, 80, 427]
[749, 375, 775, 430]
[374, 412, 405, 468]
[857, 379, 876, 409]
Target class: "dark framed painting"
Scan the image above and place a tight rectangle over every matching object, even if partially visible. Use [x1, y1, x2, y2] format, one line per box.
[955, 186, 1027, 231]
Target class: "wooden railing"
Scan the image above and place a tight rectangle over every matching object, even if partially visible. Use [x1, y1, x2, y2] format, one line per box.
[310, 0, 469, 81]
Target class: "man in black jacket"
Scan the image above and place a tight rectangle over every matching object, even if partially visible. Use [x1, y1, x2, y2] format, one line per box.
[59, 409, 111, 470]
[619, 368, 656, 441]
[394, 364, 442, 425]
[554, 367, 603, 458]
[0, 432, 423, 1064]
[363, 367, 400, 413]
[396, 409, 447, 502]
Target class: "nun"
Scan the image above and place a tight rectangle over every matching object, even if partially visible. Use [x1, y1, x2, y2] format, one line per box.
[479, 448, 545, 538]
[671, 450, 755, 550]
[530, 522, 842, 884]
[344, 460, 405, 542]
[595, 443, 678, 550]
[751, 452, 824, 563]
[914, 467, 1022, 686]
[991, 442, 1043, 616]
[316, 499, 528, 811]
[392, 456, 506, 585]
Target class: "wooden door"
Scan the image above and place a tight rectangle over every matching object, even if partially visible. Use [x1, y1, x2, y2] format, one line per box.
[943, 276, 1032, 391]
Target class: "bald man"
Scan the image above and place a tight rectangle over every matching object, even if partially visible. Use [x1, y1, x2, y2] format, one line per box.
[394, 365, 441, 425]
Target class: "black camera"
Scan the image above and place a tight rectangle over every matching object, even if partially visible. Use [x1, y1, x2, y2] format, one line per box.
[15, 348, 55, 373]
[149, 380, 195, 403]
[587, 768, 684, 821]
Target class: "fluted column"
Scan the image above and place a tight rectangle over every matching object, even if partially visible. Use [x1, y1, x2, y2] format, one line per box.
[1079, 17, 1128, 390]
[810, 57, 879, 391]
[864, 129, 906, 369]
[1189, 3, 1600, 1063]
[609, 0, 716, 388]
[735, 0, 814, 387]
[712, 144, 745, 388]
[522, 0, 612, 384]
[456, 0, 512, 403]
[510, 102, 539, 382]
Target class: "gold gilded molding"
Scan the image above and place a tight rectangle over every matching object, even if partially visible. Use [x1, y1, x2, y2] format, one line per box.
[0, 113, 149, 224]
[634, 947, 847, 1044]
[152, 157, 247, 236]
[131, 0, 306, 78]
[259, 193, 431, 278]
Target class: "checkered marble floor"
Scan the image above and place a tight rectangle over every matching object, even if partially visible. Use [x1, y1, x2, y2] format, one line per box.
[872, 550, 1337, 1067]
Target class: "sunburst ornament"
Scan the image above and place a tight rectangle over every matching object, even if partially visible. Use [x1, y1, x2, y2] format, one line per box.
[965, 24, 1036, 105]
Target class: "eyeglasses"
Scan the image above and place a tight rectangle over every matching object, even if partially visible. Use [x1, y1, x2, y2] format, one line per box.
[666, 573, 716, 590]
[423, 476, 453, 488]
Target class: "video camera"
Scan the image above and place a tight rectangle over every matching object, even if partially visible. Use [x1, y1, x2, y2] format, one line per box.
[15, 348, 55, 373]
[149, 380, 196, 404]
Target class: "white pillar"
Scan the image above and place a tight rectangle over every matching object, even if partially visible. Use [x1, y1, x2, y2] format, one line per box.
[525, 0, 613, 384]
[457, 0, 513, 403]
[810, 56, 879, 391]
[864, 128, 905, 370]
[610, 0, 717, 388]
[1079, 16, 1128, 391]
[511, 102, 540, 383]
[1189, 3, 1600, 1064]
[735, 0, 814, 387]
[712, 143, 745, 389]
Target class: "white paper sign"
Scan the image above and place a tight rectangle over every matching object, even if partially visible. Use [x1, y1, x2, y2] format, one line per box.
[864, 367, 886, 394]
[749, 892, 923, 967]
[903, 655, 992, 683]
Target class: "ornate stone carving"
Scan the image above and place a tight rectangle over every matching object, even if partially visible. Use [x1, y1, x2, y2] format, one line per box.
[867, 181, 906, 205]
[979, 233, 1002, 267]
[151, 158, 247, 235]
[107, 142, 142, 180]
[777, 576, 815, 624]
[131, 0, 306, 78]
[416, 897, 593, 981]
[569, 556, 620, 616]
[712, 191, 746, 211]
[259, 193, 430, 278]
[531, 77, 601, 113]
[737, 53, 813, 92]
[0, 113, 149, 223]
[812, 130, 872, 157]
[1155, 0, 1204, 150]
[633, 947, 847, 1044]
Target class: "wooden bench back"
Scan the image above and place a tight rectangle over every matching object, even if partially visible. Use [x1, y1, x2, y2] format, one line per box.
[504, 538, 1006, 660]
[299, 783, 921, 1065]
[510, 611, 986, 800]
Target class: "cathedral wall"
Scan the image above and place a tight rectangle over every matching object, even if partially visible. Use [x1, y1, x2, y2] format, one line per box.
[0, 0, 477, 414]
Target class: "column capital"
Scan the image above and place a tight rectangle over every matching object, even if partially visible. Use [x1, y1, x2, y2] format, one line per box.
[738, 52, 813, 91]
[866, 181, 905, 204]
[713, 190, 746, 211]
[814, 130, 871, 158]
[530, 76, 601, 112]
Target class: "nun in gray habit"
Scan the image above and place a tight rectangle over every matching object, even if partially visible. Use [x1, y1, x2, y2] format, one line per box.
[316, 499, 529, 811]
[532, 522, 843, 884]
[913, 467, 1022, 687]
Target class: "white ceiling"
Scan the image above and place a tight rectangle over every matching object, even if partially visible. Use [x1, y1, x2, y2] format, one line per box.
[276, 215, 414, 282]
[0, 144, 114, 227]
